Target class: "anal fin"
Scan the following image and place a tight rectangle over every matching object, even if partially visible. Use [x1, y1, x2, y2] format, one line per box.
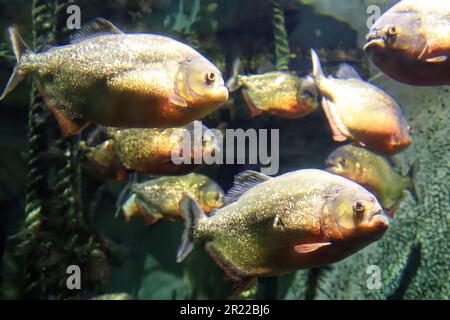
[47, 101, 89, 136]
[135, 197, 163, 226]
[425, 56, 447, 63]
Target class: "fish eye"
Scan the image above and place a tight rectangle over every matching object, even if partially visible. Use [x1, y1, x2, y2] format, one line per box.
[206, 72, 216, 84]
[214, 192, 221, 201]
[340, 157, 347, 165]
[353, 201, 365, 214]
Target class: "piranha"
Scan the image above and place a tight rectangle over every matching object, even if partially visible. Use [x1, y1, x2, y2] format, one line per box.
[310, 49, 412, 156]
[122, 173, 224, 226]
[326, 144, 419, 216]
[177, 169, 390, 291]
[364, 0, 450, 86]
[0, 18, 228, 136]
[81, 121, 219, 182]
[227, 59, 317, 118]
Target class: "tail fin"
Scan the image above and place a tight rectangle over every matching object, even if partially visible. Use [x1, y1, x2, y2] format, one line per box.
[177, 194, 206, 263]
[310, 49, 324, 82]
[0, 27, 32, 100]
[226, 58, 243, 92]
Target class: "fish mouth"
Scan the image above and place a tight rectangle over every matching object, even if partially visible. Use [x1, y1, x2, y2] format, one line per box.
[364, 38, 386, 51]
[209, 85, 229, 104]
[368, 209, 391, 229]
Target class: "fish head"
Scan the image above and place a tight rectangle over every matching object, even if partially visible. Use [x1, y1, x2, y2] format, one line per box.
[325, 145, 361, 180]
[322, 185, 390, 243]
[176, 57, 229, 108]
[364, 9, 425, 59]
[199, 180, 225, 213]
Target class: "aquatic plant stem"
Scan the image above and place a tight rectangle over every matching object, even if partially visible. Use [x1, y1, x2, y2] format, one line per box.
[53, 0, 80, 221]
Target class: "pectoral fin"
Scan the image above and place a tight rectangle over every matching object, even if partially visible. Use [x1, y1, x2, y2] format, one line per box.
[205, 244, 257, 293]
[242, 90, 263, 117]
[418, 43, 447, 63]
[0, 27, 31, 101]
[425, 56, 447, 63]
[386, 199, 402, 218]
[321, 98, 349, 142]
[47, 101, 89, 136]
[294, 242, 331, 254]
[169, 93, 188, 108]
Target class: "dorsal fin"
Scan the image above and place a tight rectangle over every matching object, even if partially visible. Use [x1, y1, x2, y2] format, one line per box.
[224, 170, 271, 206]
[336, 63, 362, 80]
[71, 18, 124, 43]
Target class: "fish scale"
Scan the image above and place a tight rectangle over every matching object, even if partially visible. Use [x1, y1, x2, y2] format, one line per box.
[122, 173, 224, 226]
